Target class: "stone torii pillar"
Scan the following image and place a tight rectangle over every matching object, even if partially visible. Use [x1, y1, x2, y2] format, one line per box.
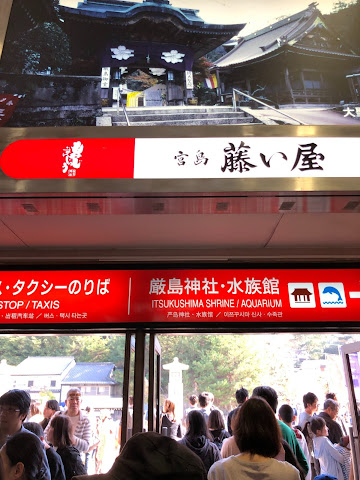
[163, 357, 189, 420]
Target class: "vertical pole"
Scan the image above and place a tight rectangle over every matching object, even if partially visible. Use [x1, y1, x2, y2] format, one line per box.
[156, 352, 161, 433]
[183, 71, 188, 104]
[215, 69, 222, 103]
[148, 333, 155, 431]
[0, 0, 13, 60]
[284, 67, 295, 104]
[120, 332, 132, 450]
[300, 70, 307, 104]
[133, 330, 145, 434]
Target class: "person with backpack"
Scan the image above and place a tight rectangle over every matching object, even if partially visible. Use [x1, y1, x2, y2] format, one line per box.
[208, 409, 230, 450]
[160, 399, 182, 440]
[179, 410, 221, 472]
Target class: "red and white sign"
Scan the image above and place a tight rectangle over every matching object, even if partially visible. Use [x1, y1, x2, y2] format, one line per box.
[1, 137, 360, 179]
[0, 268, 360, 324]
[0, 95, 20, 127]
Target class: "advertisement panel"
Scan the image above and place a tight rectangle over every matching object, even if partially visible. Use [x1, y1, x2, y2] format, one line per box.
[0, 268, 359, 324]
[1, 136, 360, 180]
[1, 0, 359, 128]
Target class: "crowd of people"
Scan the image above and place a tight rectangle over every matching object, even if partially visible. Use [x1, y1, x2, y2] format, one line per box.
[0, 385, 354, 480]
[156, 387, 352, 480]
[0, 387, 114, 480]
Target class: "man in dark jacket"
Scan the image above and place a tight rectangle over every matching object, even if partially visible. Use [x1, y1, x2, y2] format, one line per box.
[227, 387, 248, 435]
[317, 399, 343, 444]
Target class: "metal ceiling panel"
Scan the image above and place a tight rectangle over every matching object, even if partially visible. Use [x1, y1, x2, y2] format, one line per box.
[268, 213, 360, 248]
[0, 214, 281, 249]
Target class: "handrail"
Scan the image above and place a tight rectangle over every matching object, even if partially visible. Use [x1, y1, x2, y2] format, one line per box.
[232, 88, 306, 125]
[117, 87, 130, 126]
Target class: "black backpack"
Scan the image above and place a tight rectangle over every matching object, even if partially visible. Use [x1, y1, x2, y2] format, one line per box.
[212, 430, 226, 450]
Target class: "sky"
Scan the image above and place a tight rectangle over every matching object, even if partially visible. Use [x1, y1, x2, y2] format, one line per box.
[59, 0, 347, 35]
[171, 0, 343, 34]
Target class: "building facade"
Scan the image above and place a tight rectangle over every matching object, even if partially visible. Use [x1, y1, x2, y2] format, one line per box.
[214, 2, 360, 105]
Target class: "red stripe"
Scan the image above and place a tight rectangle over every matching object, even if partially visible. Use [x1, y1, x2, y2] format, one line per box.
[0, 138, 135, 179]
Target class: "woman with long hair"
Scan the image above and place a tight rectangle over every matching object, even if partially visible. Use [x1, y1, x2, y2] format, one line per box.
[208, 396, 300, 479]
[0, 431, 47, 480]
[179, 409, 221, 472]
[160, 399, 182, 440]
[208, 409, 230, 450]
[47, 414, 86, 480]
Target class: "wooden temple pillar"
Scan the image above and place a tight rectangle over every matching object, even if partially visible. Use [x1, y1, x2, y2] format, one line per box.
[246, 78, 252, 95]
[215, 69, 222, 103]
[284, 67, 295, 104]
[300, 70, 307, 104]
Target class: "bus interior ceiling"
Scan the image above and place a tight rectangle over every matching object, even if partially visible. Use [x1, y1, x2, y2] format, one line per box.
[0, 192, 359, 264]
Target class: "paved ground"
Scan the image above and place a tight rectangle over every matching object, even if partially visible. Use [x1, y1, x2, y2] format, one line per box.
[248, 107, 360, 125]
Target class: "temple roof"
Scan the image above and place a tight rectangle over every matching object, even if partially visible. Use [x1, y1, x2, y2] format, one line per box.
[60, 0, 242, 31]
[215, 2, 360, 69]
[59, 0, 245, 59]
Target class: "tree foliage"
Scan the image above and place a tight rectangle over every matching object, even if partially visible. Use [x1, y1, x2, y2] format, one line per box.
[332, 1, 352, 12]
[1, 332, 359, 413]
[326, 1, 360, 53]
[193, 57, 213, 84]
[205, 46, 228, 63]
[160, 334, 271, 411]
[159, 333, 360, 412]
[2, 22, 71, 74]
[0, 335, 125, 371]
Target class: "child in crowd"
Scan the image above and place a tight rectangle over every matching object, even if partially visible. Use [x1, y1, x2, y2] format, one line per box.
[311, 416, 345, 480]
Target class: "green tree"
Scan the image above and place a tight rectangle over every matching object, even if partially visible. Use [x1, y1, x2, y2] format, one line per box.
[205, 46, 228, 63]
[0, 334, 125, 370]
[290, 333, 360, 366]
[159, 335, 265, 411]
[325, 1, 360, 54]
[2, 22, 71, 74]
[332, 1, 352, 12]
[39, 389, 56, 401]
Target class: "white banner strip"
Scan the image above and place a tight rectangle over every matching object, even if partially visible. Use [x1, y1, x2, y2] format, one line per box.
[134, 137, 360, 179]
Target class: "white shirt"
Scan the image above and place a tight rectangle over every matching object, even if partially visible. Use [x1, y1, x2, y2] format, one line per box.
[208, 455, 300, 480]
[299, 411, 313, 430]
[313, 436, 345, 480]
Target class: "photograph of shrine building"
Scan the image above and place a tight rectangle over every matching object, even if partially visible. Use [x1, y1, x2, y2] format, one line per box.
[1, 0, 360, 127]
